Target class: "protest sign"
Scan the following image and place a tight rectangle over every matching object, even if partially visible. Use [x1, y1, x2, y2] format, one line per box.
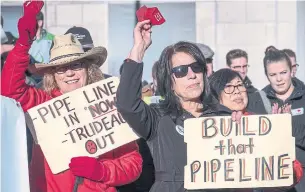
[26, 77, 139, 174]
[184, 114, 295, 189]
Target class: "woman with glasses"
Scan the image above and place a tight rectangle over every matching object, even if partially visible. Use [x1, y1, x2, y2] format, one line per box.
[116, 20, 243, 192]
[209, 68, 303, 192]
[1, 2, 142, 191]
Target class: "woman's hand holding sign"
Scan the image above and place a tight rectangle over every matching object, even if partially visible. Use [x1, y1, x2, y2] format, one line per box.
[69, 157, 105, 181]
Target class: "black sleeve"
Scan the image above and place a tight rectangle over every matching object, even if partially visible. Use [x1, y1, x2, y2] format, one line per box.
[293, 120, 305, 150]
[246, 92, 268, 114]
[116, 61, 159, 140]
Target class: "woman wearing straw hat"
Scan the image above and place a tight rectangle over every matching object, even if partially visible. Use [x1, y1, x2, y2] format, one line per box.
[1, 1, 142, 192]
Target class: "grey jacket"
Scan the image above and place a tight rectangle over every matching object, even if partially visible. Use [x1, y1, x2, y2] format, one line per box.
[247, 78, 305, 166]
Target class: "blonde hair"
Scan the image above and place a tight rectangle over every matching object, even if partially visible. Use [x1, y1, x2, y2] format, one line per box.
[43, 63, 105, 94]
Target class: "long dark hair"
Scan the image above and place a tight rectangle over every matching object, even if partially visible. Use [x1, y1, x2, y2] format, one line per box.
[263, 49, 292, 76]
[154, 41, 213, 120]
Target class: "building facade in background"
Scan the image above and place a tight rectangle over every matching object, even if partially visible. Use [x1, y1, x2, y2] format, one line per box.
[1, 0, 304, 88]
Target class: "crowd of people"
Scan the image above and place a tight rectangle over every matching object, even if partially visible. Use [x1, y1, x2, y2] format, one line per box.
[1, 1, 305, 192]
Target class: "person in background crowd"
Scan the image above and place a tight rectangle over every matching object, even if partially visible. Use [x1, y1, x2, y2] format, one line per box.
[210, 68, 304, 192]
[247, 49, 305, 192]
[196, 43, 214, 77]
[1, 2, 142, 191]
[117, 19, 243, 192]
[29, 11, 54, 64]
[142, 81, 154, 98]
[226, 49, 258, 94]
[1, 16, 18, 46]
[65, 26, 112, 79]
[282, 49, 304, 86]
[28, 11, 54, 87]
[265, 45, 277, 54]
[151, 61, 159, 95]
[1, 16, 15, 69]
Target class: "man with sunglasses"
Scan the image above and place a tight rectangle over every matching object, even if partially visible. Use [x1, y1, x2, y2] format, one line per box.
[226, 49, 258, 94]
[196, 43, 214, 77]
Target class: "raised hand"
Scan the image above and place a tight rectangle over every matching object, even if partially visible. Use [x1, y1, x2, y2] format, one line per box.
[281, 104, 292, 114]
[272, 103, 291, 114]
[272, 103, 280, 114]
[129, 20, 152, 63]
[17, 0, 44, 46]
[23, 0, 44, 17]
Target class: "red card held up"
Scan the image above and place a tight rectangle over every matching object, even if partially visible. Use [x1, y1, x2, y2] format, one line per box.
[136, 5, 147, 22]
[145, 7, 165, 25]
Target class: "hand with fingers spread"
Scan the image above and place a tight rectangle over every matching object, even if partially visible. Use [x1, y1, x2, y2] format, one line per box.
[272, 103, 292, 114]
[282, 104, 292, 114]
[17, 0, 44, 46]
[129, 20, 152, 63]
[272, 103, 281, 114]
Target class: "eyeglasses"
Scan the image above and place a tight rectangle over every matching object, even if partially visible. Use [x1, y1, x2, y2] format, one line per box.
[224, 84, 247, 94]
[292, 63, 299, 69]
[55, 63, 85, 74]
[171, 62, 204, 78]
[231, 65, 250, 70]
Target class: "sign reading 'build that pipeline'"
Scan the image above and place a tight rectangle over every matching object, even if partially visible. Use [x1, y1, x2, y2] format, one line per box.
[26, 77, 139, 174]
[184, 114, 295, 189]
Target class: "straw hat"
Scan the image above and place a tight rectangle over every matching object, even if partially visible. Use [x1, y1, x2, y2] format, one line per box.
[28, 33, 107, 74]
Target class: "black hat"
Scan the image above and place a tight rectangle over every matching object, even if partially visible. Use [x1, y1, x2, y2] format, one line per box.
[65, 26, 94, 50]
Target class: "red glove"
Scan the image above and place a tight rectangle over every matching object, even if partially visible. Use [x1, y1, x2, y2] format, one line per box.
[17, 0, 44, 46]
[293, 160, 303, 184]
[69, 157, 105, 181]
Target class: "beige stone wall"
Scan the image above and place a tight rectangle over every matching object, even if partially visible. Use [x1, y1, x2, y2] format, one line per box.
[196, 1, 298, 89]
[43, 1, 109, 72]
[2, 0, 302, 83]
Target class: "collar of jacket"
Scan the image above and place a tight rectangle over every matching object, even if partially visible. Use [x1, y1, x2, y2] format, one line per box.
[177, 104, 219, 121]
[262, 77, 305, 100]
[243, 76, 253, 87]
[215, 104, 251, 115]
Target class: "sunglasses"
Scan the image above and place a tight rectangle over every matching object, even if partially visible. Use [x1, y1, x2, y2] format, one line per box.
[171, 62, 204, 78]
[55, 63, 85, 74]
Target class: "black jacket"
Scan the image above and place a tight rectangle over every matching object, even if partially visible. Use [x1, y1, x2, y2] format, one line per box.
[116, 61, 225, 192]
[244, 76, 258, 94]
[247, 78, 305, 165]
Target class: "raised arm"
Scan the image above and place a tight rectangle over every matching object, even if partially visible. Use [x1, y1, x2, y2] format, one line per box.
[116, 20, 159, 140]
[1, 1, 49, 112]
